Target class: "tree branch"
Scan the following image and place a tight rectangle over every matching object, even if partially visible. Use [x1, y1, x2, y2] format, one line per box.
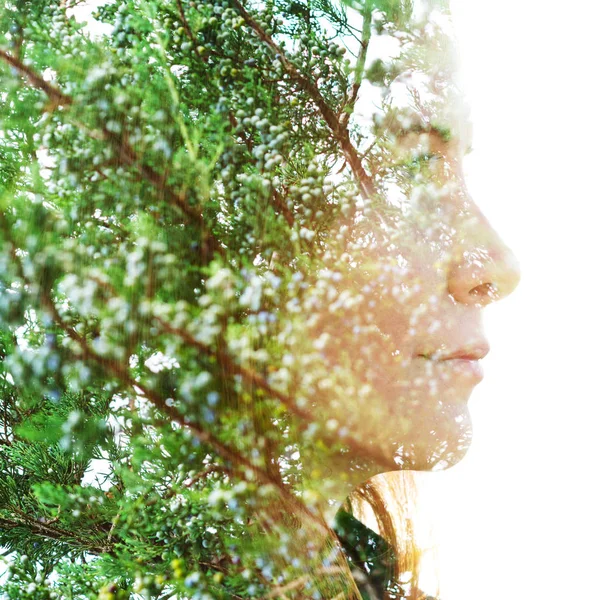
[155, 317, 398, 473]
[0, 48, 72, 108]
[0, 514, 108, 555]
[260, 566, 347, 599]
[0, 48, 223, 264]
[81, 271, 399, 475]
[230, 1, 376, 199]
[36, 292, 332, 539]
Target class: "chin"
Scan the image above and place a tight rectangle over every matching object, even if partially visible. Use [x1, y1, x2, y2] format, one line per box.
[394, 404, 473, 471]
[342, 403, 473, 483]
[367, 364, 478, 472]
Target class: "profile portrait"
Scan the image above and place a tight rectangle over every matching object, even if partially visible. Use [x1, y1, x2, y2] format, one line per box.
[0, 0, 519, 599]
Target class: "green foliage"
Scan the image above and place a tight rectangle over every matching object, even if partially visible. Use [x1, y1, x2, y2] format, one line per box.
[0, 0, 461, 597]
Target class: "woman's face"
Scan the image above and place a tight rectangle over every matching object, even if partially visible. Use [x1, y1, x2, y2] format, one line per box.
[304, 130, 520, 484]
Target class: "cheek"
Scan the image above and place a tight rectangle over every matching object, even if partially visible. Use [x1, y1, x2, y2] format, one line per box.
[353, 268, 450, 355]
[297, 249, 473, 467]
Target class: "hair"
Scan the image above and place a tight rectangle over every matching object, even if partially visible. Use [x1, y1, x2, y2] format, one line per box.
[350, 473, 421, 587]
[348, 471, 439, 600]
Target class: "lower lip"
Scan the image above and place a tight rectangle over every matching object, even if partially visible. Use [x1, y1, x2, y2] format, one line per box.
[441, 358, 484, 382]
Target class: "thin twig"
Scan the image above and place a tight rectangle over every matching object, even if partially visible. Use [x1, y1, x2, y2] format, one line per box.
[261, 566, 347, 599]
[340, 1, 373, 129]
[0, 515, 107, 555]
[272, 188, 295, 227]
[230, 1, 376, 199]
[0, 48, 72, 107]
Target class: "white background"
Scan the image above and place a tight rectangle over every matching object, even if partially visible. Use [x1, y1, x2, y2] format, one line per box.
[417, 1, 600, 598]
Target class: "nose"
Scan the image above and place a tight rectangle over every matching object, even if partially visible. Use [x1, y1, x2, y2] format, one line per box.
[447, 209, 521, 306]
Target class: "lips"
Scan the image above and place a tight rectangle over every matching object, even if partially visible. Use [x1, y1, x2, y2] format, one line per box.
[417, 343, 490, 362]
[436, 345, 490, 361]
[415, 344, 489, 383]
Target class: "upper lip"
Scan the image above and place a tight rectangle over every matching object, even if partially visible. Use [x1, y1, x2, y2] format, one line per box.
[417, 344, 490, 361]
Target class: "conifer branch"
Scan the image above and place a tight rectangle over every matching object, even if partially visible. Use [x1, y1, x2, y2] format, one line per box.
[72, 272, 398, 473]
[155, 318, 398, 473]
[261, 566, 348, 598]
[272, 188, 295, 227]
[227, 111, 295, 227]
[0, 48, 223, 264]
[175, 0, 207, 64]
[36, 292, 333, 539]
[0, 48, 72, 108]
[0, 224, 307, 533]
[0, 514, 108, 555]
[230, 1, 376, 199]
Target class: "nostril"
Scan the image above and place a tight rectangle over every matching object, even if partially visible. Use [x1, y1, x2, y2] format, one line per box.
[469, 282, 498, 300]
[448, 245, 520, 305]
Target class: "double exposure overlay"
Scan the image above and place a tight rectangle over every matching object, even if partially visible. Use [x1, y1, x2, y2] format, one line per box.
[0, 1, 518, 598]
